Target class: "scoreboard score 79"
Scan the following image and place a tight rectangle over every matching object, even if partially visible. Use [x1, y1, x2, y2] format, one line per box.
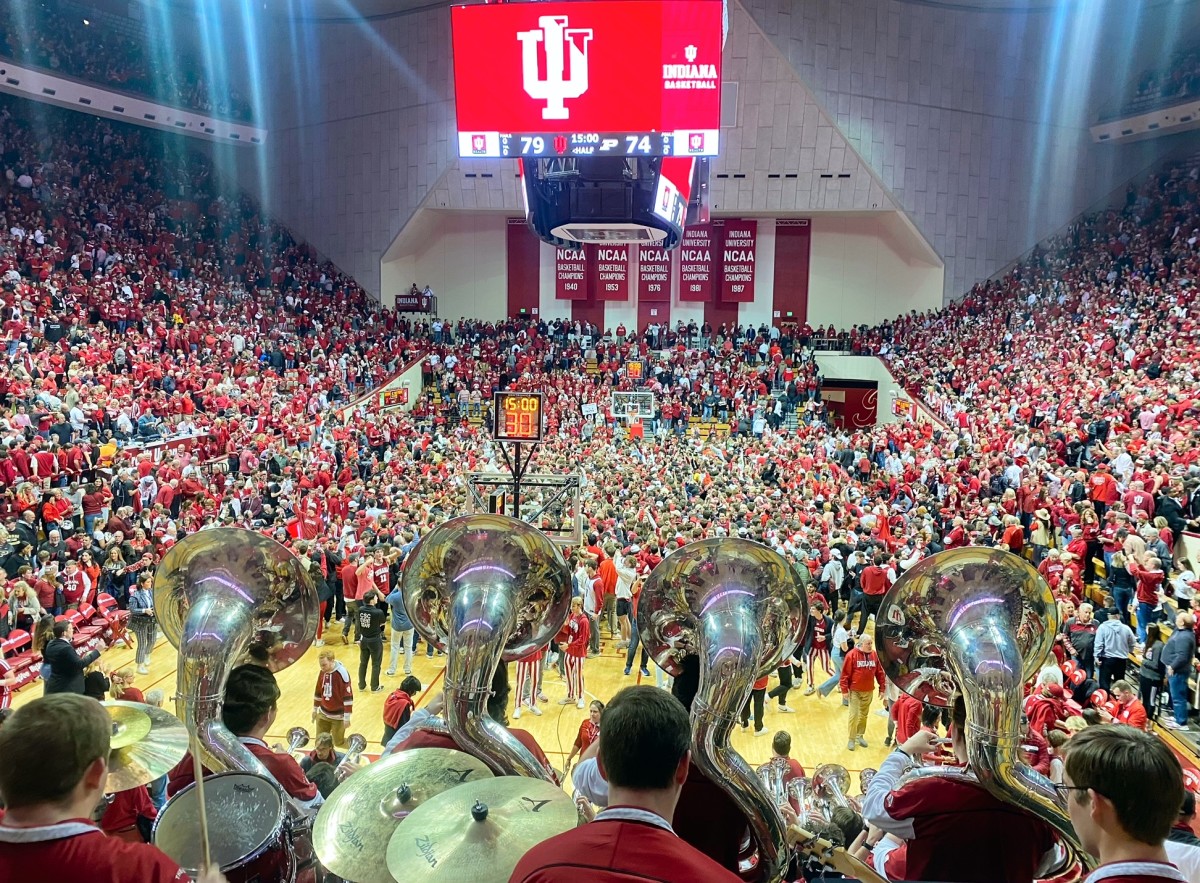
[492, 391, 545, 443]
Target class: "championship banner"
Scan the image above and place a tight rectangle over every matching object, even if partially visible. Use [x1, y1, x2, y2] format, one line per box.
[637, 245, 672, 302]
[590, 244, 631, 301]
[719, 219, 756, 303]
[678, 224, 714, 301]
[555, 247, 590, 300]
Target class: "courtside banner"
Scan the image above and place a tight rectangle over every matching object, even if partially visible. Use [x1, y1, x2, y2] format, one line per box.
[719, 220, 756, 303]
[451, 0, 722, 151]
[638, 245, 673, 302]
[555, 248, 590, 300]
[590, 244, 631, 301]
[679, 224, 714, 301]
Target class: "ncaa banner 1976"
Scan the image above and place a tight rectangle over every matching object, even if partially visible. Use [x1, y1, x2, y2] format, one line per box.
[637, 245, 672, 302]
[719, 220, 756, 303]
[555, 248, 590, 300]
[590, 244, 631, 301]
[678, 224, 714, 301]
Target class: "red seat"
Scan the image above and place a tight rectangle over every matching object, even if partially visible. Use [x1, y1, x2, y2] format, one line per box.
[2, 630, 31, 657]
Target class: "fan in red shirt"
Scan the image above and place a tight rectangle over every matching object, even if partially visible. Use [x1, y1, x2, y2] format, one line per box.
[557, 597, 591, 708]
[1101, 680, 1148, 730]
[0, 694, 204, 882]
[564, 699, 604, 773]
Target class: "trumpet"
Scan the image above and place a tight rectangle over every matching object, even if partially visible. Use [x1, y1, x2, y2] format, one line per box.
[334, 734, 368, 782]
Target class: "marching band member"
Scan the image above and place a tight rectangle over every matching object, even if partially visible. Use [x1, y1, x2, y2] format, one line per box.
[0, 694, 223, 882]
[861, 694, 1058, 882]
[168, 665, 323, 810]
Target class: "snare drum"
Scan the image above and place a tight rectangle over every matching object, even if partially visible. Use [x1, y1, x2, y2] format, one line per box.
[153, 771, 296, 883]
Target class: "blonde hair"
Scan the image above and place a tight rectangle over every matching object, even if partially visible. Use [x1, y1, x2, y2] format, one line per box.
[318, 648, 336, 662]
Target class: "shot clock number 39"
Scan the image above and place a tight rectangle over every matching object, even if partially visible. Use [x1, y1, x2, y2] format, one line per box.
[492, 391, 545, 443]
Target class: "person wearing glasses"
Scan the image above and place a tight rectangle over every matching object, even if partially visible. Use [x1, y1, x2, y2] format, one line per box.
[1062, 725, 1187, 882]
[860, 693, 1059, 882]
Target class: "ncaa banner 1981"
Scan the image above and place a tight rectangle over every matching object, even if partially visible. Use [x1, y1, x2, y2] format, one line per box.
[555, 248, 590, 300]
[720, 220, 757, 303]
[679, 224, 714, 301]
[637, 246, 672, 301]
[590, 244, 631, 300]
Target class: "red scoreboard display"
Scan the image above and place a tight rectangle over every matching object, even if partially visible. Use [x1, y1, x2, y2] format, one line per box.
[492, 391, 545, 443]
[452, 0, 723, 159]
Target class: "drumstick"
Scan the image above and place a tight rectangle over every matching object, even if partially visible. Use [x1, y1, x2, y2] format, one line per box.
[189, 732, 212, 873]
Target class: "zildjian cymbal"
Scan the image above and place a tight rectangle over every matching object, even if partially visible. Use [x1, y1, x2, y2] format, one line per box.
[385, 775, 578, 883]
[102, 700, 190, 792]
[313, 747, 494, 883]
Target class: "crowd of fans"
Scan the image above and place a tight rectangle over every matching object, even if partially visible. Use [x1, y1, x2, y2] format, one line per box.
[1105, 44, 1200, 120]
[0, 1, 255, 121]
[0, 86, 1197, 733]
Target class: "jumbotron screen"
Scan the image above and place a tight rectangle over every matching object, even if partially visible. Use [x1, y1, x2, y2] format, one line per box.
[452, 0, 723, 159]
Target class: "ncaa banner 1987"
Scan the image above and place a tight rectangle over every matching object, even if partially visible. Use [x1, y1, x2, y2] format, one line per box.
[555, 248, 590, 300]
[678, 224, 714, 301]
[719, 220, 756, 303]
[637, 245, 672, 302]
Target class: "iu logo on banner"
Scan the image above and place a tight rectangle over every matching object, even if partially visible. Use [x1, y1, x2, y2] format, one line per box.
[518, 16, 594, 120]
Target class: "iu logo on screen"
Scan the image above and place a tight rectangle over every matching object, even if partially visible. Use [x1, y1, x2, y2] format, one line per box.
[518, 16, 594, 120]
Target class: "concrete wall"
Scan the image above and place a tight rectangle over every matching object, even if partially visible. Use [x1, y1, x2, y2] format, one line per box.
[808, 215, 944, 327]
[380, 212, 507, 319]
[740, 0, 1200, 300]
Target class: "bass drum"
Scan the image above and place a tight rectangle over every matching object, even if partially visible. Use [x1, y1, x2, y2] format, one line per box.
[153, 771, 295, 883]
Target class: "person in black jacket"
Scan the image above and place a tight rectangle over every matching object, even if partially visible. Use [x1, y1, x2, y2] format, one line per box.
[43, 621, 101, 695]
[1156, 484, 1189, 544]
[1161, 611, 1197, 731]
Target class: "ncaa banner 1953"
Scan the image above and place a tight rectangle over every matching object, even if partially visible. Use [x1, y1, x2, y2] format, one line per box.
[555, 247, 590, 300]
[637, 245, 672, 302]
[720, 219, 757, 303]
[590, 244, 631, 301]
[678, 224, 714, 301]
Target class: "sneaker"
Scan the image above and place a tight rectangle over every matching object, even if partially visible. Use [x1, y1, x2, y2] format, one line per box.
[528, 704, 542, 716]
[137, 664, 150, 675]
[754, 728, 768, 737]
[513, 706, 522, 719]
[847, 740, 856, 751]
[386, 670, 396, 676]
[373, 686, 384, 693]
[803, 687, 815, 696]
[314, 639, 325, 647]
[404, 670, 413, 676]
[587, 651, 600, 658]
[1162, 719, 1184, 730]
[856, 736, 868, 747]
[537, 693, 549, 702]
[616, 641, 629, 650]
[884, 736, 894, 747]
[842, 698, 849, 707]
[778, 705, 795, 713]
[624, 668, 632, 676]
[639, 668, 650, 677]
[741, 721, 749, 730]
[359, 685, 368, 691]
[577, 698, 586, 709]
[559, 697, 574, 705]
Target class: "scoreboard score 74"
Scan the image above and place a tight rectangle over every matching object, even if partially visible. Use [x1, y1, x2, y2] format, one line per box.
[492, 391, 545, 443]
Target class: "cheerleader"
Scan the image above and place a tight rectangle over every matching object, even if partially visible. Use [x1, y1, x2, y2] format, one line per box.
[127, 572, 157, 675]
[513, 646, 545, 719]
[557, 597, 591, 709]
[803, 601, 834, 693]
[564, 699, 604, 774]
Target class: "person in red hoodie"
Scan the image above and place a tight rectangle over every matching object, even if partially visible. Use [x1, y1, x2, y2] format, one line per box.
[1128, 553, 1166, 645]
[891, 690, 924, 746]
[1026, 683, 1068, 738]
[381, 675, 422, 746]
[839, 632, 886, 751]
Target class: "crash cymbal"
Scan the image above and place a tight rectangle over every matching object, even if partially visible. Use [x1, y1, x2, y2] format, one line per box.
[385, 776, 578, 883]
[314, 748, 494, 883]
[102, 700, 190, 793]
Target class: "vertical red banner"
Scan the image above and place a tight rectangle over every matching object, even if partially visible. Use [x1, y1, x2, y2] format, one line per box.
[589, 244, 631, 301]
[678, 224, 714, 301]
[719, 219, 756, 303]
[637, 245, 672, 301]
[773, 219, 812, 325]
[555, 247, 589, 300]
[506, 218, 540, 318]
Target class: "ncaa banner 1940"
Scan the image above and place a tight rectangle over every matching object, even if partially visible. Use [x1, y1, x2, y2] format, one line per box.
[678, 224, 714, 301]
[555, 248, 590, 300]
[637, 245, 673, 302]
[719, 220, 757, 303]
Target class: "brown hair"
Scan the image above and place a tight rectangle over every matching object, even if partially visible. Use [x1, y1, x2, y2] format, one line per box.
[0, 695, 111, 809]
[1064, 725, 1183, 845]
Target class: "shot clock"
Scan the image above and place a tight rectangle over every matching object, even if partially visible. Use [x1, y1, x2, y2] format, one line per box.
[492, 391, 545, 443]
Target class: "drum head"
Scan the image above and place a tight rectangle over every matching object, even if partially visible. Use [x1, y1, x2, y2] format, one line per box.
[154, 772, 285, 874]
